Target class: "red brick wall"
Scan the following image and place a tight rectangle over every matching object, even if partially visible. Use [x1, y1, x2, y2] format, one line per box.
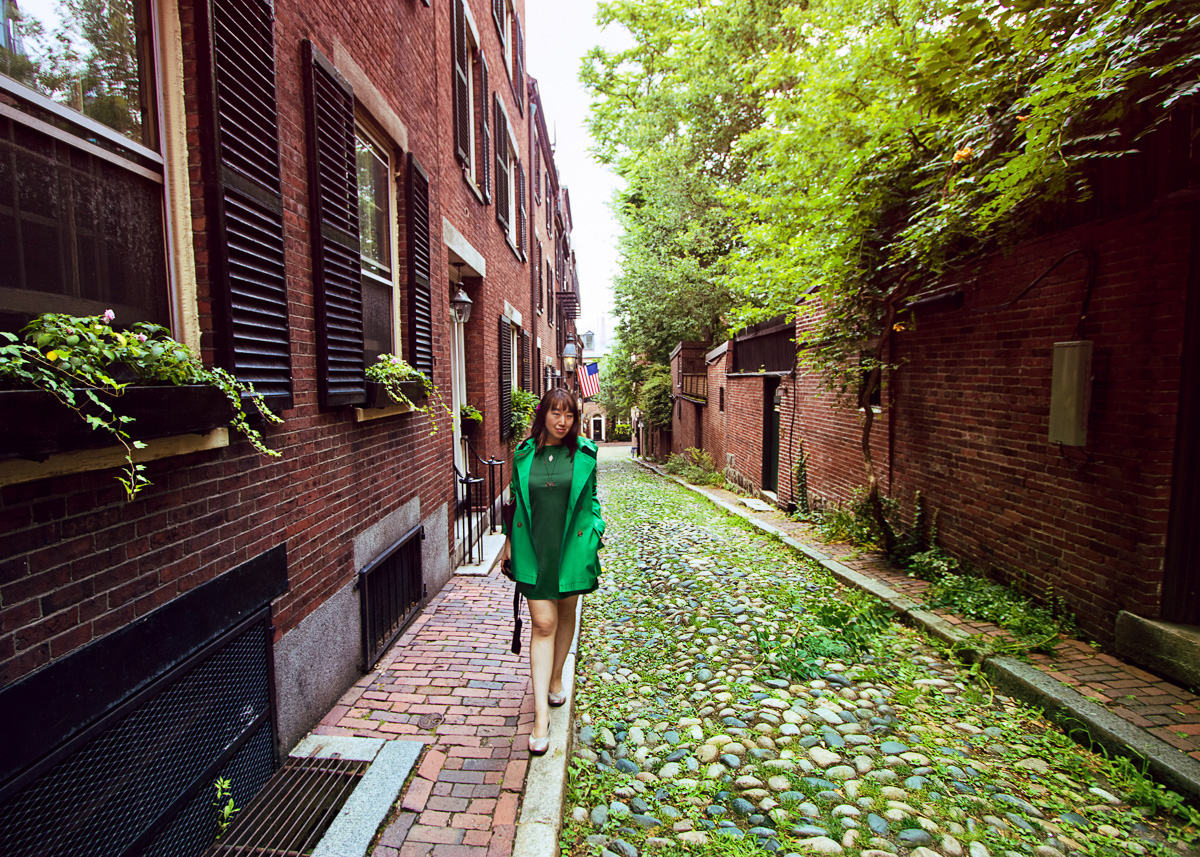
[0, 0, 556, 687]
[724, 373, 767, 492]
[786, 205, 1191, 641]
[702, 348, 728, 472]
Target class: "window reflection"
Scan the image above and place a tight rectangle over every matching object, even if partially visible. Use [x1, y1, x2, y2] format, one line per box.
[0, 0, 154, 148]
[356, 133, 390, 277]
[357, 128, 393, 366]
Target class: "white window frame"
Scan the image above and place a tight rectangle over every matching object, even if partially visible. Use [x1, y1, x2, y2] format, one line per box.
[355, 119, 402, 357]
[463, 2, 480, 187]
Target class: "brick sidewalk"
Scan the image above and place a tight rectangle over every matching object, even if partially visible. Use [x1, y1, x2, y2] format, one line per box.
[694, 480, 1200, 762]
[310, 568, 534, 857]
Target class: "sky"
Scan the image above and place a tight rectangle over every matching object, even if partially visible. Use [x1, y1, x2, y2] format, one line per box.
[524, 0, 631, 348]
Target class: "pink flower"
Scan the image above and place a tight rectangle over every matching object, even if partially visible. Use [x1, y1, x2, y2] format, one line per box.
[102, 309, 115, 323]
[136, 333, 148, 342]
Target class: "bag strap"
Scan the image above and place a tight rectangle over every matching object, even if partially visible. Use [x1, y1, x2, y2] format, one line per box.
[511, 588, 523, 655]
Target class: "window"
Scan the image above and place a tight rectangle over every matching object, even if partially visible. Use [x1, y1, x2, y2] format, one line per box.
[719, 387, 725, 412]
[491, 0, 523, 113]
[306, 40, 433, 406]
[357, 127, 395, 367]
[492, 96, 524, 256]
[0, 0, 167, 333]
[453, 0, 487, 197]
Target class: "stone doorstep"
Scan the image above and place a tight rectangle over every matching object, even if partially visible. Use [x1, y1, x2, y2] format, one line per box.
[636, 459, 1200, 806]
[457, 532, 508, 577]
[1114, 611, 1200, 693]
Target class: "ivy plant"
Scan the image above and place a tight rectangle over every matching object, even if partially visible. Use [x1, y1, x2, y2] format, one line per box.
[0, 310, 281, 500]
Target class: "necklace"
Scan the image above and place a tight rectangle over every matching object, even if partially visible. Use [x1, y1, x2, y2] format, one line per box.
[537, 448, 559, 488]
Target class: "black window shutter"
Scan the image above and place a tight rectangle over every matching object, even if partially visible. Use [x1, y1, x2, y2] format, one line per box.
[513, 14, 525, 115]
[492, 0, 504, 42]
[494, 95, 510, 231]
[529, 234, 537, 315]
[197, 0, 292, 410]
[516, 159, 527, 260]
[407, 155, 435, 378]
[521, 330, 531, 392]
[303, 40, 365, 408]
[452, 0, 470, 167]
[479, 55, 491, 204]
[499, 316, 512, 441]
[537, 243, 544, 311]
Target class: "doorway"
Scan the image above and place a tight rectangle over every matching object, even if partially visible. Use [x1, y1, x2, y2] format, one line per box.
[763, 377, 781, 492]
[592, 416, 604, 441]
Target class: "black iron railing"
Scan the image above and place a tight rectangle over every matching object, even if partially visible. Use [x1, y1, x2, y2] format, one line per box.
[357, 524, 425, 671]
[454, 438, 504, 566]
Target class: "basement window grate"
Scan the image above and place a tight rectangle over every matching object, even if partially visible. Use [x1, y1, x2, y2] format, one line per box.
[358, 523, 425, 670]
[0, 610, 275, 857]
[204, 757, 368, 857]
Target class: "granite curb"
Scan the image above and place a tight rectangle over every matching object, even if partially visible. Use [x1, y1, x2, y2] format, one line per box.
[511, 594, 583, 857]
[634, 459, 1200, 806]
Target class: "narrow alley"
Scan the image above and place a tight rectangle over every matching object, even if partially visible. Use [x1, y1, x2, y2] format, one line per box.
[561, 456, 1200, 857]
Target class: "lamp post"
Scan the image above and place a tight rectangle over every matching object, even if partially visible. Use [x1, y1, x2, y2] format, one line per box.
[449, 264, 473, 324]
[562, 341, 577, 391]
[449, 287, 472, 324]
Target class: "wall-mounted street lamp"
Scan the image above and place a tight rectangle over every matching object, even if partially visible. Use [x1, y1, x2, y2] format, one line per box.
[449, 264, 473, 324]
[562, 341, 578, 374]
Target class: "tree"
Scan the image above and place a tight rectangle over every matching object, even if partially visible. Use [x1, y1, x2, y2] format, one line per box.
[588, 0, 1199, 554]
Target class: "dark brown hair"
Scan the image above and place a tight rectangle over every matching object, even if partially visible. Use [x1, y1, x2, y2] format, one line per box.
[529, 388, 580, 457]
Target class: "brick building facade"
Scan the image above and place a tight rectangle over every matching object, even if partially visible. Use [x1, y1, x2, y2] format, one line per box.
[0, 0, 579, 851]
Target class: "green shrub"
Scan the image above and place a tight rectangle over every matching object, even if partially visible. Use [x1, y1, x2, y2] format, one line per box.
[907, 547, 961, 582]
[612, 422, 632, 441]
[664, 447, 724, 486]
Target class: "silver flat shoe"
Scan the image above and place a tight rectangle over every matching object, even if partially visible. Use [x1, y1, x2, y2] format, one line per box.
[528, 732, 550, 755]
[548, 690, 567, 707]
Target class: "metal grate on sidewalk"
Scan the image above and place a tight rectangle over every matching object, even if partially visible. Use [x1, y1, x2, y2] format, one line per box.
[204, 757, 368, 857]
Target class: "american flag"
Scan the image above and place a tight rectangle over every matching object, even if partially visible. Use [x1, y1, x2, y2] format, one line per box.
[578, 361, 600, 398]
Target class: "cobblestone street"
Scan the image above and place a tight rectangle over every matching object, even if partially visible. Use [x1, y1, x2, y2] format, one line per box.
[564, 456, 1199, 857]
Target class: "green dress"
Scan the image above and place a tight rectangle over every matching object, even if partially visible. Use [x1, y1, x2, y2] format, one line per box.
[518, 445, 599, 601]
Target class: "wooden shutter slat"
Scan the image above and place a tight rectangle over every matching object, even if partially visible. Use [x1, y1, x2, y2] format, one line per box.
[407, 155, 435, 379]
[517, 159, 527, 260]
[499, 316, 513, 441]
[303, 39, 366, 407]
[479, 54, 491, 204]
[452, 0, 470, 166]
[494, 94, 509, 230]
[199, 0, 292, 407]
[521, 330, 531, 392]
[514, 14, 525, 115]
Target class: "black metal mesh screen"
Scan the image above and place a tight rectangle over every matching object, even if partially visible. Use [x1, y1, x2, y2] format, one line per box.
[0, 613, 275, 857]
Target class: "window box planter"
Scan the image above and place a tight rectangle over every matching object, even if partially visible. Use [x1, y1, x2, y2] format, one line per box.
[0, 385, 235, 462]
[364, 380, 427, 411]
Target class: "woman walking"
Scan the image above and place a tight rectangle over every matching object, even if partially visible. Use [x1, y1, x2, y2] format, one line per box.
[503, 388, 605, 755]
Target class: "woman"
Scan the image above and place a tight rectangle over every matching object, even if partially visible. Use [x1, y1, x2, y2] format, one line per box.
[503, 388, 605, 754]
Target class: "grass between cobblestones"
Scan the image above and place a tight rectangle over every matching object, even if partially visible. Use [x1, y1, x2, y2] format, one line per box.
[562, 459, 1200, 857]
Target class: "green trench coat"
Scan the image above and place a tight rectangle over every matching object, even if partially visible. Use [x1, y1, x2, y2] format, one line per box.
[503, 436, 606, 592]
